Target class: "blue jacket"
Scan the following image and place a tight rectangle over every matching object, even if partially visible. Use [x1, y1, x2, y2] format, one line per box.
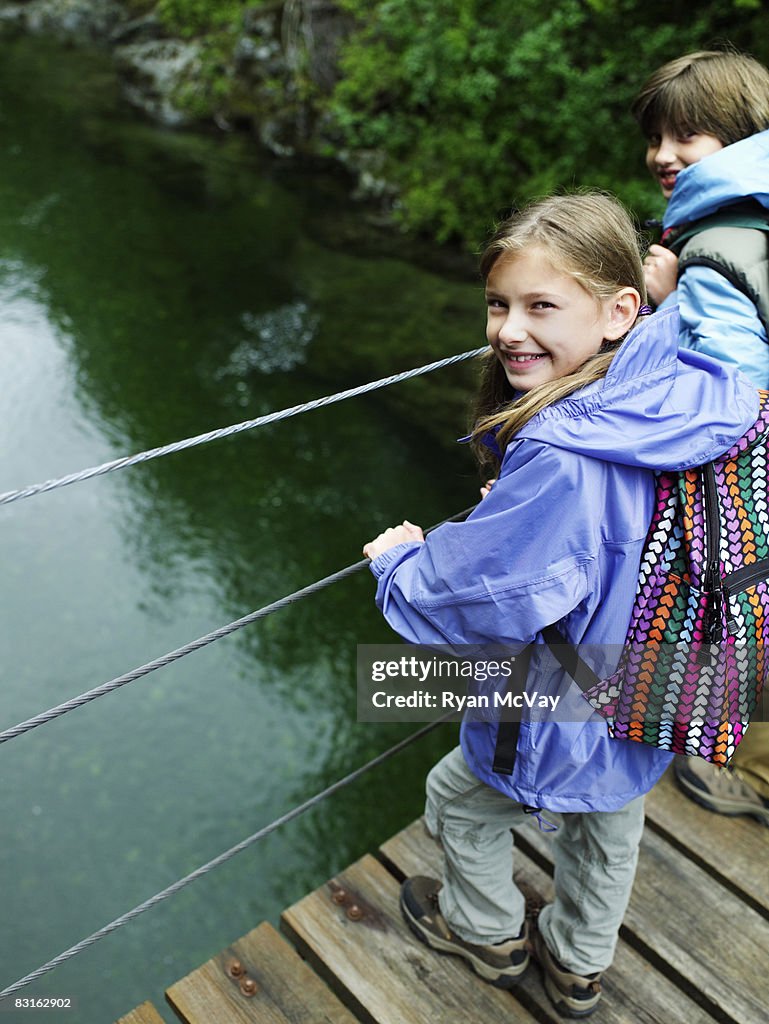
[659, 129, 769, 387]
[370, 308, 759, 812]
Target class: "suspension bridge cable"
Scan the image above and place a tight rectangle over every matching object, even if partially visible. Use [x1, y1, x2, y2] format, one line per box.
[0, 507, 475, 746]
[0, 561, 364, 745]
[0, 346, 488, 507]
[0, 714, 454, 1002]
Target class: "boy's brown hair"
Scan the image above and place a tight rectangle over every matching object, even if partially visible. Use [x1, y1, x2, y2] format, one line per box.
[632, 49, 769, 145]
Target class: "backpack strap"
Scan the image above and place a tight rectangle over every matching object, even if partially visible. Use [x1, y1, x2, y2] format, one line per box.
[491, 644, 532, 775]
[491, 720, 521, 776]
[666, 201, 769, 333]
[491, 628, 603, 776]
[541, 625, 601, 690]
[665, 200, 769, 256]
[678, 229, 769, 334]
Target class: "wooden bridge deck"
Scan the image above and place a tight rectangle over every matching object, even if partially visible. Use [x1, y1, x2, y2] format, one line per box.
[116, 767, 769, 1024]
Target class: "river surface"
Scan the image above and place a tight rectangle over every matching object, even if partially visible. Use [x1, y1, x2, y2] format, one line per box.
[0, 35, 485, 1023]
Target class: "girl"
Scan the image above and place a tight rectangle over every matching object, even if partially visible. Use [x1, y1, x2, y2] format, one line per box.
[633, 49, 769, 824]
[362, 191, 758, 1018]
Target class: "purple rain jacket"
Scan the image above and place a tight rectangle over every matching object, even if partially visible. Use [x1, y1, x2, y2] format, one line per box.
[369, 307, 759, 812]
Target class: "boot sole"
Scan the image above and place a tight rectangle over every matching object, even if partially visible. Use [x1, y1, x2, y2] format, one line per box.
[676, 772, 769, 825]
[400, 894, 528, 989]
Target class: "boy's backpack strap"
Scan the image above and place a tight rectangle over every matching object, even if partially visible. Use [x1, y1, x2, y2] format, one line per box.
[666, 201, 769, 333]
[678, 228, 769, 333]
[666, 200, 769, 255]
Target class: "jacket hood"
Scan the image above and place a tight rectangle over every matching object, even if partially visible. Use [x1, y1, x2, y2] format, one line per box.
[663, 128, 769, 229]
[517, 306, 759, 471]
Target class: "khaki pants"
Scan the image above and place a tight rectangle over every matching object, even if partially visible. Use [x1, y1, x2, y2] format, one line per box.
[734, 724, 769, 798]
[425, 745, 645, 975]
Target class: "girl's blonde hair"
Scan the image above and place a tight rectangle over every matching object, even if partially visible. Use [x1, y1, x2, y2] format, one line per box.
[631, 49, 769, 145]
[471, 191, 646, 473]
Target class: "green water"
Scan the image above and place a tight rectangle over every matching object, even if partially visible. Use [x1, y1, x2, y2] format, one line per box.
[0, 35, 485, 1023]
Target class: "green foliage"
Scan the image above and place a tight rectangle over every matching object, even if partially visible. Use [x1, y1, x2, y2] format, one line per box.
[123, 0, 769, 247]
[155, 0, 253, 37]
[327, 0, 769, 246]
[146, 0, 274, 118]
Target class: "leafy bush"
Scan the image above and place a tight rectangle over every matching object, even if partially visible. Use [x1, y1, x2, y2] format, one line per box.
[154, 0, 254, 37]
[327, 0, 769, 246]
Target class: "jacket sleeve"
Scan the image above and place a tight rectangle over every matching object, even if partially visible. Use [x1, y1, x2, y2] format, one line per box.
[369, 442, 598, 648]
[676, 265, 769, 389]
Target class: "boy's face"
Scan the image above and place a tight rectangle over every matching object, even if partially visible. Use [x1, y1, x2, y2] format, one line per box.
[645, 128, 724, 199]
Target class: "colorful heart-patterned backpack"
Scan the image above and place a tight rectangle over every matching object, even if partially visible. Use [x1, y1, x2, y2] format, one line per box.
[545, 390, 769, 766]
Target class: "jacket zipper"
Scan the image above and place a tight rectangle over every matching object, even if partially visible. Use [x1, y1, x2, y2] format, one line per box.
[722, 557, 769, 636]
[702, 464, 724, 647]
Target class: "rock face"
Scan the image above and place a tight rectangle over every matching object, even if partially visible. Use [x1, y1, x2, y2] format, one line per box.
[114, 35, 202, 127]
[0, 0, 352, 150]
[0, 0, 126, 40]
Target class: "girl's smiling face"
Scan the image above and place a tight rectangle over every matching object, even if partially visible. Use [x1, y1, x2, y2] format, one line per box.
[485, 246, 627, 392]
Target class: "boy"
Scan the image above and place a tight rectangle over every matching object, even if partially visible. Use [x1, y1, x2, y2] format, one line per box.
[633, 49, 769, 824]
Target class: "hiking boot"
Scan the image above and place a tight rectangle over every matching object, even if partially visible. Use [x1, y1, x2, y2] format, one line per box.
[399, 876, 530, 988]
[674, 756, 769, 826]
[533, 928, 602, 1018]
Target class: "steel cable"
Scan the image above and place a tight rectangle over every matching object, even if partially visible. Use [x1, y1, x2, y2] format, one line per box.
[0, 335, 486, 998]
[0, 346, 487, 507]
[0, 714, 454, 1001]
[0, 507, 475, 745]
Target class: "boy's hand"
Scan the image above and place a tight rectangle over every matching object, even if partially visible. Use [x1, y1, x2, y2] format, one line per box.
[480, 478, 497, 499]
[643, 244, 679, 306]
[363, 520, 425, 560]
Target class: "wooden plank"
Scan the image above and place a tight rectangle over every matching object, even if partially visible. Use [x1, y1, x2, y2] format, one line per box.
[166, 920, 360, 1024]
[645, 767, 769, 912]
[115, 1003, 167, 1024]
[380, 818, 719, 1024]
[516, 807, 769, 1024]
[281, 852, 540, 1024]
